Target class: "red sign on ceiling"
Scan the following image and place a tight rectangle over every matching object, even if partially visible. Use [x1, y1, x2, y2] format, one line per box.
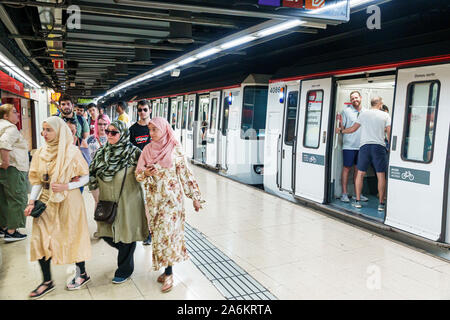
[282, 0, 304, 8]
[305, 0, 326, 9]
[53, 59, 64, 70]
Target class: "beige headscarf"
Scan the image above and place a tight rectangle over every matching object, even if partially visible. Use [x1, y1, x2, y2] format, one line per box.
[40, 116, 77, 203]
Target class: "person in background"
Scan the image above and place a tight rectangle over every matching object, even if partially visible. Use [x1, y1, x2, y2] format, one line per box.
[0, 104, 28, 242]
[89, 120, 148, 284]
[59, 95, 89, 141]
[339, 97, 391, 212]
[116, 101, 130, 127]
[336, 91, 369, 204]
[25, 116, 91, 299]
[87, 103, 99, 136]
[136, 117, 204, 293]
[87, 114, 110, 161]
[129, 100, 152, 245]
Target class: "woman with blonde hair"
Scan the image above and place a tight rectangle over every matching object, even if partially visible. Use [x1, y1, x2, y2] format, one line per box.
[0, 104, 28, 241]
[136, 117, 204, 293]
[24, 116, 92, 299]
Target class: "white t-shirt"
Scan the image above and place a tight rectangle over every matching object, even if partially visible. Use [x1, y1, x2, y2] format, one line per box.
[356, 109, 391, 147]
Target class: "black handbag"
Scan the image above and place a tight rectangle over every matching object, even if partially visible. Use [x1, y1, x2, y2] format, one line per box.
[94, 166, 127, 224]
[30, 200, 47, 218]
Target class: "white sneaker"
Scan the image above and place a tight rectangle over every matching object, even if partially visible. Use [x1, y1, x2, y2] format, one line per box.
[360, 194, 369, 202]
[340, 194, 350, 202]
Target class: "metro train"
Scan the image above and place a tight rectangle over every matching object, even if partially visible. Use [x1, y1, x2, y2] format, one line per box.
[137, 54, 450, 247]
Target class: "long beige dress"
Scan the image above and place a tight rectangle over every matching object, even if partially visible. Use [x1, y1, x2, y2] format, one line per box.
[28, 146, 91, 265]
[136, 146, 204, 270]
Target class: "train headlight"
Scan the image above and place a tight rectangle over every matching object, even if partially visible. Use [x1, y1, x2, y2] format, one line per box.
[279, 87, 285, 104]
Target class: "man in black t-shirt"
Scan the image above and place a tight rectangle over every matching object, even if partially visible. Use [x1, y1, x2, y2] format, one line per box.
[129, 100, 151, 150]
[130, 100, 152, 245]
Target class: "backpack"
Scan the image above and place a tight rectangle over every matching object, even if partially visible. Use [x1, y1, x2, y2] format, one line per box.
[76, 114, 88, 135]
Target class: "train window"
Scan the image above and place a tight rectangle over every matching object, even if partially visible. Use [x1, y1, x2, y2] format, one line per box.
[303, 90, 323, 149]
[210, 98, 218, 134]
[188, 100, 194, 131]
[164, 102, 168, 118]
[284, 91, 298, 146]
[241, 86, 268, 140]
[402, 81, 440, 163]
[222, 97, 229, 136]
[182, 101, 188, 129]
[177, 101, 182, 129]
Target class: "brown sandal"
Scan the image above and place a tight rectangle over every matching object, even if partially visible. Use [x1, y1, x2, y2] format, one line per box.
[161, 274, 173, 293]
[157, 273, 166, 283]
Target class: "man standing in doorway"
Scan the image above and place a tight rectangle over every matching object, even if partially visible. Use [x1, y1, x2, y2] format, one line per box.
[130, 100, 152, 245]
[59, 95, 89, 141]
[116, 101, 130, 126]
[339, 97, 391, 211]
[336, 91, 368, 203]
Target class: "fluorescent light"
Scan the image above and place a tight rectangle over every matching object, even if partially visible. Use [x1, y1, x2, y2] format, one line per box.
[256, 20, 305, 37]
[178, 57, 197, 66]
[152, 69, 165, 76]
[163, 64, 178, 72]
[0, 52, 41, 88]
[220, 36, 257, 50]
[196, 47, 220, 59]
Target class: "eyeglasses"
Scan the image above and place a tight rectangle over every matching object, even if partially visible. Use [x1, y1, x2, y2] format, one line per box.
[105, 130, 120, 136]
[62, 117, 77, 124]
[138, 108, 148, 112]
[98, 123, 108, 126]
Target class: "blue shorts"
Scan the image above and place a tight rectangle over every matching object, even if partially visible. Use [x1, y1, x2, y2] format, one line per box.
[343, 150, 359, 167]
[357, 144, 388, 173]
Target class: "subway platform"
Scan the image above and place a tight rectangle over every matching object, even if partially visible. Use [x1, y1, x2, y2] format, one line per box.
[1, 165, 450, 300]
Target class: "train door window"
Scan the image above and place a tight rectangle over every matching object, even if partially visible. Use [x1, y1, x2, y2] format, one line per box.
[402, 81, 440, 163]
[210, 98, 218, 134]
[177, 101, 182, 129]
[284, 91, 298, 145]
[164, 102, 168, 118]
[222, 97, 229, 136]
[303, 90, 323, 149]
[241, 86, 268, 139]
[182, 101, 188, 129]
[188, 100, 194, 130]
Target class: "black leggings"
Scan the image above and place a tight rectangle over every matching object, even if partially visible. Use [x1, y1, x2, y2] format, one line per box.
[38, 258, 86, 282]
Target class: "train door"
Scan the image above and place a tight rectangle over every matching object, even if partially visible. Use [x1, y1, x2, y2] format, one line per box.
[174, 96, 183, 144]
[218, 93, 231, 170]
[294, 77, 332, 203]
[161, 98, 168, 120]
[186, 94, 196, 159]
[2, 97, 22, 130]
[181, 97, 188, 153]
[194, 94, 210, 163]
[279, 85, 299, 193]
[169, 98, 177, 128]
[206, 91, 221, 168]
[385, 64, 450, 241]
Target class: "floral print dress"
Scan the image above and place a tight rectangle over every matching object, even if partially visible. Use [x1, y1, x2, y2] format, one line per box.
[136, 145, 205, 270]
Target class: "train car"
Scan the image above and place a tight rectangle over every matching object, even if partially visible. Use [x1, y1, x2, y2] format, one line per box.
[264, 55, 450, 245]
[144, 74, 271, 185]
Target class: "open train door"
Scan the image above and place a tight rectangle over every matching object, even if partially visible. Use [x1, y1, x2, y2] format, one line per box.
[294, 77, 333, 203]
[385, 63, 450, 242]
[206, 91, 221, 168]
[185, 94, 196, 159]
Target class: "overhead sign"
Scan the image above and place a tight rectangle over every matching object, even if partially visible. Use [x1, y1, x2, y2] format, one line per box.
[53, 59, 64, 70]
[51, 92, 61, 101]
[257, 0, 350, 22]
[0, 70, 25, 96]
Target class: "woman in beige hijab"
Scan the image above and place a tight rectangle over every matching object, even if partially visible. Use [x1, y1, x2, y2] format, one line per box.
[24, 116, 92, 299]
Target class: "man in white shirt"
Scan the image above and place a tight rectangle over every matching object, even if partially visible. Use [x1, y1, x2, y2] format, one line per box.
[338, 97, 391, 211]
[336, 91, 368, 203]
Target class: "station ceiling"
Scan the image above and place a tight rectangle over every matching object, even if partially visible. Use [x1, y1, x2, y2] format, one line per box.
[0, 0, 449, 102]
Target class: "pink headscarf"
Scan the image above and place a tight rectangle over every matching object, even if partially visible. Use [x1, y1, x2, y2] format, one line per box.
[137, 117, 179, 170]
[95, 114, 111, 140]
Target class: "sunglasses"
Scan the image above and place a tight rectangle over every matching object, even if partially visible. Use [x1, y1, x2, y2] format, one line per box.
[105, 129, 120, 136]
[43, 173, 50, 190]
[138, 108, 148, 112]
[62, 117, 77, 124]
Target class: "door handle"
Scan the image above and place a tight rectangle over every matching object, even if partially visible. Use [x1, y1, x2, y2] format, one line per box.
[282, 149, 285, 159]
[392, 136, 397, 151]
[322, 131, 327, 144]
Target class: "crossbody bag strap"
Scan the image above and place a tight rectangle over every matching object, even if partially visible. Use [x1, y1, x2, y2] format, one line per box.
[116, 166, 128, 204]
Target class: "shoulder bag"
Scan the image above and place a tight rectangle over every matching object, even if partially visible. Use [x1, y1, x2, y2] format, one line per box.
[94, 166, 128, 224]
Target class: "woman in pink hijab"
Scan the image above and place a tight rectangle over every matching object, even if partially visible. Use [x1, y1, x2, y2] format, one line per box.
[136, 117, 204, 293]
